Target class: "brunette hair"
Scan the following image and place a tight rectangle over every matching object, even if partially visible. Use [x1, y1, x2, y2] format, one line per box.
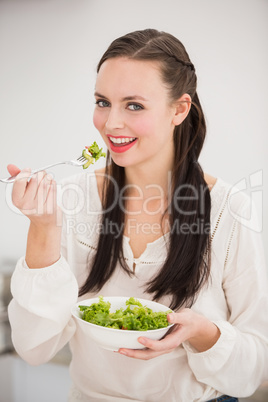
[79, 29, 211, 310]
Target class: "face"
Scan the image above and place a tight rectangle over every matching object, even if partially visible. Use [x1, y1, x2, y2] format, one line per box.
[93, 57, 177, 170]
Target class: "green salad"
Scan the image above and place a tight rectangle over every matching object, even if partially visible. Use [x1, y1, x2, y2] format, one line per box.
[79, 297, 171, 331]
[82, 141, 106, 169]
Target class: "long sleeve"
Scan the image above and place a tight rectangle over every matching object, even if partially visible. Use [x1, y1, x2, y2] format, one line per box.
[8, 256, 78, 365]
[7, 172, 95, 366]
[183, 197, 268, 397]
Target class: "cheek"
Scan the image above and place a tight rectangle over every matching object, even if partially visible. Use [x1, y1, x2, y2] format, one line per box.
[93, 110, 105, 132]
[130, 117, 154, 137]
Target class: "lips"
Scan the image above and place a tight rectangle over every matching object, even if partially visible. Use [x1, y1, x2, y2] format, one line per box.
[107, 135, 137, 153]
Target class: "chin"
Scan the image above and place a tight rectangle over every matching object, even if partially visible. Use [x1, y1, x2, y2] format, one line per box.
[112, 160, 131, 168]
[110, 154, 134, 168]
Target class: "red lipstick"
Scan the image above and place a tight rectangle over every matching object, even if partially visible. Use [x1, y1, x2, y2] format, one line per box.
[107, 136, 137, 154]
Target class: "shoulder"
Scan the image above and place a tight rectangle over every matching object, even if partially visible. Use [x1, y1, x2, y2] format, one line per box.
[211, 177, 250, 215]
[209, 175, 259, 245]
[204, 172, 249, 213]
[204, 173, 217, 192]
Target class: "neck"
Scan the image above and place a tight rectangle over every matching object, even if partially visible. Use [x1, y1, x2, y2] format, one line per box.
[124, 156, 174, 199]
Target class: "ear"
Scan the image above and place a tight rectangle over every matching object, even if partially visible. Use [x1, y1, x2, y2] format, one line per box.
[172, 94, 192, 126]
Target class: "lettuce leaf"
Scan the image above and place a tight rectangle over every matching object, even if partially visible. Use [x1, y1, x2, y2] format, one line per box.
[79, 296, 171, 331]
[82, 141, 106, 169]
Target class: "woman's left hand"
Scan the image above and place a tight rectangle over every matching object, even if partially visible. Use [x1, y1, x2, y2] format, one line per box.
[118, 308, 220, 360]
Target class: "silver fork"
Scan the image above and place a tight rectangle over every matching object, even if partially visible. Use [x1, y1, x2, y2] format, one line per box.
[0, 156, 88, 183]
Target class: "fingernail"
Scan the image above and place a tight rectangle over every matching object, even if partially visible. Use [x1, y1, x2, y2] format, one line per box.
[138, 337, 147, 345]
[168, 313, 174, 323]
[46, 174, 53, 181]
[119, 350, 127, 356]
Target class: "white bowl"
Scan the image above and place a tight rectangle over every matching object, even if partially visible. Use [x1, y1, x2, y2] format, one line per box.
[72, 296, 174, 351]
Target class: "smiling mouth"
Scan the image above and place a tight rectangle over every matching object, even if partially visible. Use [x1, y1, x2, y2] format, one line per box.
[108, 136, 137, 146]
[107, 136, 138, 153]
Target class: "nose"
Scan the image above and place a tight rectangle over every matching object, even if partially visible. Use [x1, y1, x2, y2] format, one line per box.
[105, 107, 124, 131]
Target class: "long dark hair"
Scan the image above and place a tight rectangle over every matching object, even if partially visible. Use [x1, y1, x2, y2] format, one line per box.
[79, 29, 211, 310]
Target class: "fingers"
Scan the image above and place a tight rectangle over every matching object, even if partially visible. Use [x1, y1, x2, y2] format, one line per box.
[118, 310, 196, 360]
[12, 168, 32, 207]
[118, 347, 166, 360]
[7, 164, 21, 177]
[12, 169, 57, 217]
[45, 177, 58, 215]
[35, 173, 54, 214]
[119, 310, 217, 360]
[25, 172, 43, 200]
[118, 330, 182, 360]
[140, 330, 182, 352]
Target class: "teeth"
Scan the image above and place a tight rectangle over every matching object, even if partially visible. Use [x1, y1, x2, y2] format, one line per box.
[109, 137, 136, 144]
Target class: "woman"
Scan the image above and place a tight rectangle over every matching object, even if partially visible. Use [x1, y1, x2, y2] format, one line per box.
[8, 29, 268, 401]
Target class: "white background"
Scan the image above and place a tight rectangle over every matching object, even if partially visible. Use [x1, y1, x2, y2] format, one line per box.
[0, 0, 267, 266]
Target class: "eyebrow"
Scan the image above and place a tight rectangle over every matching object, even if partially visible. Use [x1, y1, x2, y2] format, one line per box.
[94, 91, 148, 102]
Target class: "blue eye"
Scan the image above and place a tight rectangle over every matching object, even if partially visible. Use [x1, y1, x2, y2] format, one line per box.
[95, 99, 110, 108]
[127, 103, 143, 111]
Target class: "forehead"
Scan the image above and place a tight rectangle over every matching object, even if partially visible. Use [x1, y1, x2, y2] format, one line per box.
[95, 57, 168, 98]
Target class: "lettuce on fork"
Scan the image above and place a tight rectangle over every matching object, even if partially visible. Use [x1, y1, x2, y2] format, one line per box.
[79, 297, 171, 331]
[82, 141, 106, 169]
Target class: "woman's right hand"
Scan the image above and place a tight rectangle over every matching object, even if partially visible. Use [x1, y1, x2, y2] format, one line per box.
[7, 164, 61, 227]
[7, 164, 62, 268]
